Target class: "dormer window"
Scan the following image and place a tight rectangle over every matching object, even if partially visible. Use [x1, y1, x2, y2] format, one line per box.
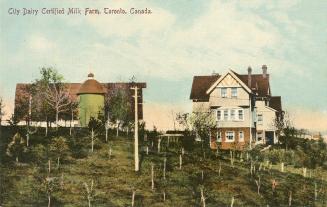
[231, 88, 237, 98]
[221, 88, 227, 98]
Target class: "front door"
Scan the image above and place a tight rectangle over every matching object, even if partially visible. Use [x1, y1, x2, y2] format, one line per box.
[265, 131, 274, 145]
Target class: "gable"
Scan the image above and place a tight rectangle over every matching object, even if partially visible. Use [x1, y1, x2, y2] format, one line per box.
[217, 73, 242, 87]
[206, 70, 252, 95]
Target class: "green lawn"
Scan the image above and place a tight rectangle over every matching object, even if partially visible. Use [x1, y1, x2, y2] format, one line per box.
[0, 128, 327, 206]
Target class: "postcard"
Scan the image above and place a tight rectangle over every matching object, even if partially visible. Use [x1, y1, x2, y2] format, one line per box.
[1, 1, 326, 206]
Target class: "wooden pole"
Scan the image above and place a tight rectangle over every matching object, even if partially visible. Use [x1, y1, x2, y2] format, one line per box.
[132, 86, 139, 172]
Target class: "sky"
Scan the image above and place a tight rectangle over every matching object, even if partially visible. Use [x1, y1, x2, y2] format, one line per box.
[0, 0, 326, 132]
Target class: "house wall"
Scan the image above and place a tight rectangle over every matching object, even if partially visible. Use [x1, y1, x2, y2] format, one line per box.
[256, 100, 276, 131]
[208, 73, 253, 128]
[192, 101, 210, 112]
[209, 74, 250, 107]
[210, 127, 251, 150]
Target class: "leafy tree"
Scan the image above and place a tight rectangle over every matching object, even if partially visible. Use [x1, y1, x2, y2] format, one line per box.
[30, 144, 47, 165]
[108, 89, 132, 137]
[189, 111, 216, 144]
[40, 177, 59, 207]
[49, 136, 70, 168]
[6, 133, 27, 162]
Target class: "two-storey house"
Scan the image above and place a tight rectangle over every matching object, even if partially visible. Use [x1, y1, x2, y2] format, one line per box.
[190, 65, 283, 150]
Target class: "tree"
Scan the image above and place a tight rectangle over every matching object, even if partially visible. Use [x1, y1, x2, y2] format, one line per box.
[272, 111, 291, 145]
[177, 106, 216, 146]
[41, 177, 58, 207]
[61, 101, 78, 136]
[0, 97, 4, 137]
[108, 89, 132, 137]
[83, 179, 95, 207]
[49, 136, 70, 169]
[88, 117, 102, 153]
[30, 144, 47, 165]
[34, 67, 71, 129]
[6, 133, 27, 162]
[189, 109, 216, 144]
[7, 114, 20, 133]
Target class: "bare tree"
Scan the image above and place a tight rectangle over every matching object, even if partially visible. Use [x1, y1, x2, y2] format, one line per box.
[151, 163, 155, 190]
[88, 117, 102, 153]
[131, 189, 136, 207]
[163, 157, 167, 180]
[0, 97, 5, 137]
[255, 176, 261, 195]
[200, 187, 206, 207]
[83, 179, 95, 207]
[35, 68, 71, 129]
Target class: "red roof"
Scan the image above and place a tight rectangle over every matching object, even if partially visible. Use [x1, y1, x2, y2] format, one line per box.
[189, 75, 220, 101]
[77, 79, 105, 95]
[190, 71, 271, 101]
[269, 96, 282, 112]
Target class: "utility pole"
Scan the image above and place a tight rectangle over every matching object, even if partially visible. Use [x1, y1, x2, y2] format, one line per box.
[131, 86, 139, 171]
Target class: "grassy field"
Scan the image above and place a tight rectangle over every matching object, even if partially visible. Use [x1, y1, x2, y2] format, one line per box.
[1, 127, 327, 206]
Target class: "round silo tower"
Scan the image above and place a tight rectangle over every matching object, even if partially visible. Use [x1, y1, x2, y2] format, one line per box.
[77, 73, 105, 127]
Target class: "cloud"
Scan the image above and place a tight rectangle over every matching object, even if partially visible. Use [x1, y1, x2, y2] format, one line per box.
[28, 34, 56, 51]
[75, 0, 308, 81]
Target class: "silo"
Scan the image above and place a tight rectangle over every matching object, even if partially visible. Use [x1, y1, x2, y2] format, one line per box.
[77, 73, 105, 127]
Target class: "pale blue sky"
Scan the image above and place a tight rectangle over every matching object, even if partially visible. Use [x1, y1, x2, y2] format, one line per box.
[1, 0, 326, 130]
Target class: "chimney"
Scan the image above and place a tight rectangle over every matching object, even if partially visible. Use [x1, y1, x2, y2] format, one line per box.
[247, 66, 252, 87]
[262, 65, 267, 78]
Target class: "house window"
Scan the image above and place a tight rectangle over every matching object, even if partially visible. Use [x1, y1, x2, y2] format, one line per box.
[230, 109, 236, 120]
[231, 88, 237, 98]
[226, 131, 235, 142]
[217, 110, 222, 121]
[257, 131, 263, 141]
[223, 110, 228, 121]
[239, 131, 244, 142]
[221, 88, 227, 98]
[216, 131, 222, 142]
[238, 109, 244, 120]
[257, 114, 263, 124]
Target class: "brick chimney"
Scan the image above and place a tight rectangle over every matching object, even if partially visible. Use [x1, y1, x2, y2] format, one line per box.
[262, 65, 267, 78]
[247, 66, 252, 87]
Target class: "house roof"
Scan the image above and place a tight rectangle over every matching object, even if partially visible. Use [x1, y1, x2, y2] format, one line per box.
[269, 96, 282, 112]
[233, 71, 270, 97]
[190, 71, 271, 101]
[190, 75, 220, 101]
